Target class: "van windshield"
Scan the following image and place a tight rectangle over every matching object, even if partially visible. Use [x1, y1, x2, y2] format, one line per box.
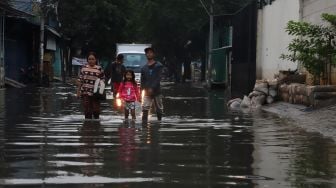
[122, 53, 147, 68]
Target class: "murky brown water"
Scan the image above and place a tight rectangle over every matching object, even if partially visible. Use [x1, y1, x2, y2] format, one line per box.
[0, 83, 335, 188]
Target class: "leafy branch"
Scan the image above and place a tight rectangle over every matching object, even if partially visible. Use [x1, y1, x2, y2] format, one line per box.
[281, 13, 336, 85]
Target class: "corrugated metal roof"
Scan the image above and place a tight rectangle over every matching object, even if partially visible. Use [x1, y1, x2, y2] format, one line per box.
[9, 0, 34, 15]
[0, 0, 33, 17]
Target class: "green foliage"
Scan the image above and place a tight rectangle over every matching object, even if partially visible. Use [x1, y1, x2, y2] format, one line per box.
[58, 0, 131, 58]
[134, 0, 208, 60]
[322, 13, 336, 26]
[281, 13, 336, 84]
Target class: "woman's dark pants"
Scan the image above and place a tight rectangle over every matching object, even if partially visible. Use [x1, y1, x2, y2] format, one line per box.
[82, 95, 101, 119]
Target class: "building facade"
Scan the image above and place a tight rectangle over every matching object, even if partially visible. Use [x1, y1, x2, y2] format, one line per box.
[256, 0, 300, 80]
[0, 0, 64, 87]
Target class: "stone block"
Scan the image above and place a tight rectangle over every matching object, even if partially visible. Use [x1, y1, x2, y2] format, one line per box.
[310, 85, 336, 92]
[313, 92, 336, 100]
[312, 98, 336, 108]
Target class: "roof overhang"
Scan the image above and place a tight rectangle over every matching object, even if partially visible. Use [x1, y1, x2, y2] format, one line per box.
[199, 0, 256, 16]
[45, 25, 61, 38]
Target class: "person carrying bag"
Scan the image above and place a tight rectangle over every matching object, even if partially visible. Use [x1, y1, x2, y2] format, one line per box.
[77, 52, 105, 120]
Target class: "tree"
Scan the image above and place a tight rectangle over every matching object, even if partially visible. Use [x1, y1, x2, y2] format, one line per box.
[57, 0, 233, 75]
[134, 0, 208, 81]
[57, 0, 132, 59]
[281, 13, 336, 85]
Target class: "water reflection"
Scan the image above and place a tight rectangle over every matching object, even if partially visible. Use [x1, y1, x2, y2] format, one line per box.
[163, 83, 208, 118]
[205, 90, 229, 118]
[289, 136, 336, 188]
[139, 123, 160, 175]
[79, 121, 104, 177]
[117, 121, 139, 174]
[0, 83, 335, 187]
[252, 113, 336, 188]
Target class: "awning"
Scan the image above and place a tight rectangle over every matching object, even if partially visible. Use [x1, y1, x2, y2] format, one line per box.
[45, 25, 61, 38]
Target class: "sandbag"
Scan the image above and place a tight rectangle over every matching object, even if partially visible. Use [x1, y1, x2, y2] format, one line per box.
[268, 79, 279, 89]
[266, 95, 274, 104]
[281, 93, 289, 102]
[289, 95, 294, 104]
[269, 89, 277, 97]
[279, 84, 289, 93]
[248, 90, 265, 98]
[251, 95, 266, 108]
[295, 84, 307, 95]
[227, 98, 242, 108]
[293, 94, 302, 104]
[240, 96, 251, 108]
[254, 82, 269, 94]
[230, 100, 242, 109]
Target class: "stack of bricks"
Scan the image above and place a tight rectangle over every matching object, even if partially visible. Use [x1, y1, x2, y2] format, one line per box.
[279, 84, 336, 108]
[279, 83, 310, 106]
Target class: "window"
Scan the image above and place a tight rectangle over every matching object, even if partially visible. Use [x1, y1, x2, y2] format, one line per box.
[122, 53, 147, 67]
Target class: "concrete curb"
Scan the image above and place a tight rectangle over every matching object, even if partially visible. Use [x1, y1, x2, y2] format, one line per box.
[262, 102, 336, 142]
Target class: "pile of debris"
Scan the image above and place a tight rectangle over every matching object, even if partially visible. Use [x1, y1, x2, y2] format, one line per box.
[228, 80, 279, 109]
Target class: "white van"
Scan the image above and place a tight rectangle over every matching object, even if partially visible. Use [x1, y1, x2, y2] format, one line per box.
[116, 43, 151, 83]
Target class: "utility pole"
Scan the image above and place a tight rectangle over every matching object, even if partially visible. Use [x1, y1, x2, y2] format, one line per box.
[208, 0, 214, 87]
[39, 0, 57, 85]
[39, 12, 45, 83]
[0, 13, 5, 88]
[199, 0, 214, 87]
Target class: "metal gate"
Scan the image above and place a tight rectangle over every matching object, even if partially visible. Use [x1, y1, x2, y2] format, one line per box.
[209, 25, 232, 86]
[230, 1, 257, 98]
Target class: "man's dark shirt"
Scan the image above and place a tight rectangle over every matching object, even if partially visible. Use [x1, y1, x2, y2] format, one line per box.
[105, 62, 126, 83]
[141, 61, 163, 96]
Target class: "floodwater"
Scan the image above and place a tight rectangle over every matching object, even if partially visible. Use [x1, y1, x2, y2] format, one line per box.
[0, 82, 335, 188]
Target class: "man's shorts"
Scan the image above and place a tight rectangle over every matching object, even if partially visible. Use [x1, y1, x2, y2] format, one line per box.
[142, 95, 163, 113]
[125, 101, 136, 110]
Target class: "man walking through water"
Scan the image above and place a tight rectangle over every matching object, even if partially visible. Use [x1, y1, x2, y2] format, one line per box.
[141, 47, 163, 122]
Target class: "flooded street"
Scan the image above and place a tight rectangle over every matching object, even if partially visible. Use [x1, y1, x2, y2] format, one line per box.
[0, 83, 336, 188]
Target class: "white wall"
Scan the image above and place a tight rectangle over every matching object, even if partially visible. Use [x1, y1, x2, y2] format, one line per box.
[256, 0, 300, 80]
[302, 0, 336, 24]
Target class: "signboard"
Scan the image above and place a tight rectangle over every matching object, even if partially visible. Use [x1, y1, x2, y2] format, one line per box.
[46, 35, 56, 51]
[72, 57, 87, 66]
